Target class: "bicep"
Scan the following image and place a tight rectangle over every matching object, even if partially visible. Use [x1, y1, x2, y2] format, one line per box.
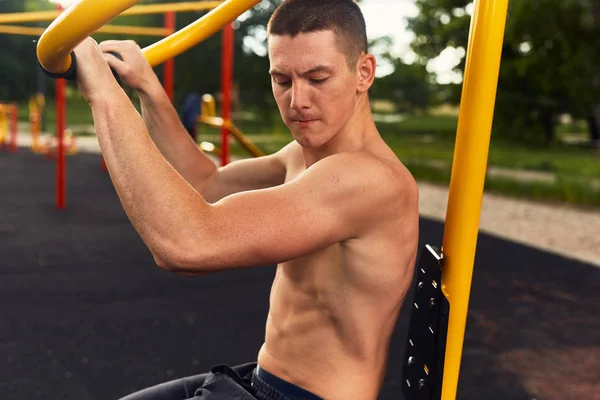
[196, 155, 392, 270]
[200, 143, 292, 203]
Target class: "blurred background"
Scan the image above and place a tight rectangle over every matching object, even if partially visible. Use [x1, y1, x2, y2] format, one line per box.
[1, 0, 599, 207]
[0, 1, 599, 399]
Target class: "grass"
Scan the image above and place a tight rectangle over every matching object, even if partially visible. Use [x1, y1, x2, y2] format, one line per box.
[402, 161, 600, 207]
[376, 116, 600, 177]
[379, 117, 600, 207]
[18, 95, 600, 207]
[198, 117, 600, 207]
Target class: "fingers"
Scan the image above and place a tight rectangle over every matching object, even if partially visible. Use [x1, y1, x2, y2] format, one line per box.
[103, 52, 127, 70]
[74, 37, 104, 61]
[75, 37, 99, 52]
[99, 40, 141, 56]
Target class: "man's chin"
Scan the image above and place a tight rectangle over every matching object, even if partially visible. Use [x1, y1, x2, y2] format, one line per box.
[292, 134, 329, 150]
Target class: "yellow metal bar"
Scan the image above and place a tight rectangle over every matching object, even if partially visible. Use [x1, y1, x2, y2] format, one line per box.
[37, 0, 140, 75]
[199, 141, 222, 156]
[29, 94, 45, 153]
[0, 25, 44, 36]
[440, 0, 508, 398]
[229, 125, 264, 157]
[201, 94, 217, 117]
[0, 2, 222, 24]
[0, 10, 59, 25]
[36, 0, 258, 75]
[199, 116, 263, 157]
[0, 24, 170, 37]
[142, 0, 261, 67]
[0, 105, 7, 145]
[121, 1, 222, 15]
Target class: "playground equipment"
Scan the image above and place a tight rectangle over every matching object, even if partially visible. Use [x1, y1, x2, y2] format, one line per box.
[197, 94, 264, 158]
[28, 92, 77, 158]
[37, 129, 78, 159]
[28, 93, 45, 153]
[35, 0, 509, 398]
[1, 2, 225, 208]
[0, 102, 18, 153]
[34, 0, 257, 168]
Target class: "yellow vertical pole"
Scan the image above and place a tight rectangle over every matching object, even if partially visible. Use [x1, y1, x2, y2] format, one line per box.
[440, 0, 509, 398]
[0, 105, 7, 149]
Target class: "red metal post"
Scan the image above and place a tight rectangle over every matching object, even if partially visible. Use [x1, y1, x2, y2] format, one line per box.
[220, 22, 234, 166]
[56, 4, 66, 210]
[10, 104, 17, 153]
[163, 11, 176, 103]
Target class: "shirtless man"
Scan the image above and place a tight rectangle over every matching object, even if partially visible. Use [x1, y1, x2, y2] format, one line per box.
[72, 0, 419, 398]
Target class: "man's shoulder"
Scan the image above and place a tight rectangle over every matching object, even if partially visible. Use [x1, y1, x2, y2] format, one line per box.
[309, 152, 418, 215]
[325, 152, 417, 194]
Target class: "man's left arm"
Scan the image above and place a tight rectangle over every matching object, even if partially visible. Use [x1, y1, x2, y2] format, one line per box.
[74, 38, 405, 274]
[94, 84, 400, 273]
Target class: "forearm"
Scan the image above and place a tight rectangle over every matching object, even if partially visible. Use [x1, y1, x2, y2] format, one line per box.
[138, 81, 217, 190]
[91, 87, 210, 265]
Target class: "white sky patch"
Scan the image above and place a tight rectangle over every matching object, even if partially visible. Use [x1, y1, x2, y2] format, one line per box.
[360, 0, 419, 76]
[427, 46, 466, 84]
[49, 0, 75, 6]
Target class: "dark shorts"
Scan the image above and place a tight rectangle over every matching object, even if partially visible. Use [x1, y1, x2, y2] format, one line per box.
[119, 362, 323, 400]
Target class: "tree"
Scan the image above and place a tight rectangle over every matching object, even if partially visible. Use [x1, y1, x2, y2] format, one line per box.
[0, 0, 56, 101]
[370, 40, 434, 113]
[408, 0, 600, 144]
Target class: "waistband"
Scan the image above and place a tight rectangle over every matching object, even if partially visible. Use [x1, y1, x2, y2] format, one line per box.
[251, 365, 323, 400]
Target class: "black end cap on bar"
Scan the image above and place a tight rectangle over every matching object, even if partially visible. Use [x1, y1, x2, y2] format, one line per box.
[39, 51, 77, 81]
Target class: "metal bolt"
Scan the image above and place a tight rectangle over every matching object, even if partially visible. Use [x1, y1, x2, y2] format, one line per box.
[429, 297, 436, 308]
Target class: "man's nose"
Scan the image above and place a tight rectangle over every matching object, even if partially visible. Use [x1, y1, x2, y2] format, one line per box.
[290, 82, 311, 110]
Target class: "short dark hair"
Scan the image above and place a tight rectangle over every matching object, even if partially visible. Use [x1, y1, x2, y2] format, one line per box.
[267, 0, 368, 69]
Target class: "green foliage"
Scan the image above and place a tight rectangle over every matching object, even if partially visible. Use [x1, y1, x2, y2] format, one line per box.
[370, 52, 434, 112]
[408, 0, 600, 144]
[0, 0, 54, 101]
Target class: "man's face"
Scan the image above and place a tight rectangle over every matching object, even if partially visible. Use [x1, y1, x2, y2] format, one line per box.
[268, 30, 359, 149]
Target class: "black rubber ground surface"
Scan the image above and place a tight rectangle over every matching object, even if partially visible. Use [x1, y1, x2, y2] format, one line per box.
[1, 151, 598, 399]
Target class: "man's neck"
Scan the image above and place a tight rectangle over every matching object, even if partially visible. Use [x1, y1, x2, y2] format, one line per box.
[301, 95, 379, 168]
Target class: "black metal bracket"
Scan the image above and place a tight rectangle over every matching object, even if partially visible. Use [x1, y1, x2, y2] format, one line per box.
[402, 245, 450, 400]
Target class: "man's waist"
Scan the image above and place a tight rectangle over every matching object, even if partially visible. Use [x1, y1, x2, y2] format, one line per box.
[257, 343, 384, 400]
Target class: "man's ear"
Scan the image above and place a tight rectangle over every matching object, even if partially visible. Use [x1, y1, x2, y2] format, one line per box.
[356, 53, 376, 93]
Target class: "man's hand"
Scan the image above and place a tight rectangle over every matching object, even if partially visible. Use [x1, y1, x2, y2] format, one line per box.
[99, 40, 161, 94]
[73, 37, 121, 106]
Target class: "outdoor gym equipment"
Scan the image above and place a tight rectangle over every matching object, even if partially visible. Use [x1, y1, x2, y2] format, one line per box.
[198, 94, 264, 158]
[36, 0, 260, 80]
[0, 103, 19, 153]
[9, 1, 248, 208]
[28, 93, 45, 154]
[35, 0, 509, 398]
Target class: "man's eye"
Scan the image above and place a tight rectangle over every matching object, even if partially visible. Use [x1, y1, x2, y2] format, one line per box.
[275, 80, 291, 87]
[310, 78, 328, 85]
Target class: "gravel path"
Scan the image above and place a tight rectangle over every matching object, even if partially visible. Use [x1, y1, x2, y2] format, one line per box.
[418, 184, 600, 268]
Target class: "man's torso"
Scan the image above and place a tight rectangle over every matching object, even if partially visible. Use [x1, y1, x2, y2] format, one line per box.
[257, 141, 419, 399]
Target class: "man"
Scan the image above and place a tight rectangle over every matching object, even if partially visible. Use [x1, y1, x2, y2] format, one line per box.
[179, 92, 201, 141]
[73, 0, 419, 398]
